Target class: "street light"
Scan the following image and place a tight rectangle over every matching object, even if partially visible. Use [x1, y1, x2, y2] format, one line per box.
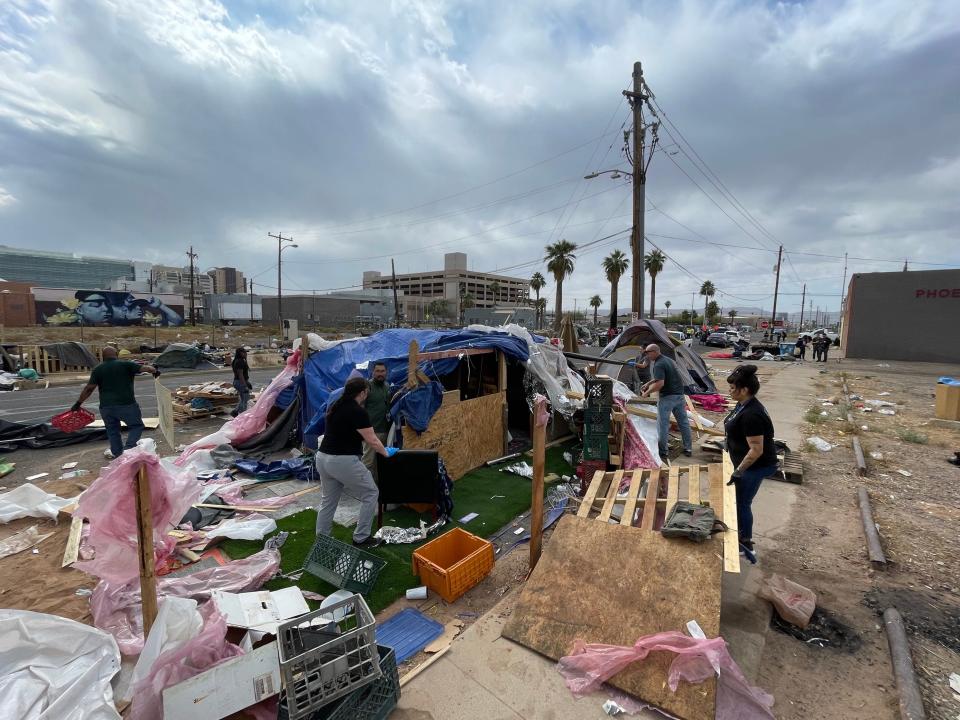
[269, 233, 297, 340]
[584, 168, 627, 180]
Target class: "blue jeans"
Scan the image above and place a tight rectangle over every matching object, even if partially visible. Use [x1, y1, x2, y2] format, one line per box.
[657, 393, 692, 457]
[100, 403, 145, 457]
[233, 379, 251, 414]
[734, 464, 778, 543]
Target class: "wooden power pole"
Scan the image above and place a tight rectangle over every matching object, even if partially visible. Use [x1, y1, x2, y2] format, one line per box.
[627, 62, 646, 318]
[186, 246, 198, 326]
[770, 245, 783, 333]
[798, 283, 806, 330]
[391, 259, 401, 327]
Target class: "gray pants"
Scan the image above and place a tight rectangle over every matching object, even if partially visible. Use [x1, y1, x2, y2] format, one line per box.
[314, 452, 379, 543]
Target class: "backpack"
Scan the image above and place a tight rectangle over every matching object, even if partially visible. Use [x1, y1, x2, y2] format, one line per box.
[660, 501, 728, 543]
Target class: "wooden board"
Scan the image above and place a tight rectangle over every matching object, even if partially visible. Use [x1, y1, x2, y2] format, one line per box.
[402, 391, 505, 480]
[61, 516, 83, 567]
[721, 452, 741, 574]
[502, 515, 720, 720]
[89, 418, 161, 429]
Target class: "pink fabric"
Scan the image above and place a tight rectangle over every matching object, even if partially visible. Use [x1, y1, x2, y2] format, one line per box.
[558, 631, 774, 719]
[176, 353, 300, 464]
[211, 479, 303, 510]
[617, 399, 659, 470]
[706, 351, 733, 359]
[90, 548, 281, 654]
[75, 445, 201, 585]
[130, 601, 244, 720]
[691, 394, 729, 413]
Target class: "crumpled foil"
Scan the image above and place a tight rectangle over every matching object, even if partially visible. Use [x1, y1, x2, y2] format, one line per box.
[374, 517, 447, 544]
[499, 462, 534, 478]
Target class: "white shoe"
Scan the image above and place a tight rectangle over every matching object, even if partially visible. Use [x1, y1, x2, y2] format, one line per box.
[103, 448, 116, 459]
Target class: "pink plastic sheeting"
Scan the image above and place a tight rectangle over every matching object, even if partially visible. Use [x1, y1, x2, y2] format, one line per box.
[617, 400, 660, 470]
[210, 479, 302, 510]
[691, 394, 730, 413]
[176, 352, 300, 464]
[558, 631, 774, 720]
[130, 601, 243, 720]
[75, 446, 201, 585]
[90, 548, 281, 655]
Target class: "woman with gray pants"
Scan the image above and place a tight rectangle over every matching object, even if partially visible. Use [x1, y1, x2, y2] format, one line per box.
[314, 377, 395, 548]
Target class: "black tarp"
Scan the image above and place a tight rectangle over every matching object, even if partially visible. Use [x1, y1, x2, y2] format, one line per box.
[40, 342, 98, 369]
[597, 318, 717, 395]
[232, 396, 300, 458]
[0, 419, 108, 452]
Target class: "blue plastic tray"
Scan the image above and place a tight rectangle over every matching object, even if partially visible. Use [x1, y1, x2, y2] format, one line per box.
[375, 608, 444, 663]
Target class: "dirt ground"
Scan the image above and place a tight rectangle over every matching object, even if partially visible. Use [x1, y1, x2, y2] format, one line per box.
[751, 359, 960, 720]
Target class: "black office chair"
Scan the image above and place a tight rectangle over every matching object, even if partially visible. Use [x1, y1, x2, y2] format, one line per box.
[375, 449, 441, 527]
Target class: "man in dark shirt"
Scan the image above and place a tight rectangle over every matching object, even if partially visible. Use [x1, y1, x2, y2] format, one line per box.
[362, 362, 391, 474]
[637, 343, 692, 462]
[72, 347, 159, 459]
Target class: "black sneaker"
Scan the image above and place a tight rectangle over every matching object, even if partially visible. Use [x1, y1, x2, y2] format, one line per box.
[682, 449, 693, 457]
[352, 537, 382, 549]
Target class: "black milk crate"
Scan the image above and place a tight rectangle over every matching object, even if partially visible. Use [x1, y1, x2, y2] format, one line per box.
[585, 376, 614, 407]
[278, 594, 381, 719]
[582, 434, 609, 461]
[303, 534, 387, 595]
[584, 407, 612, 434]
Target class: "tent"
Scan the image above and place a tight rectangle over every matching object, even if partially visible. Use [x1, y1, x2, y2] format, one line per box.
[596, 319, 717, 395]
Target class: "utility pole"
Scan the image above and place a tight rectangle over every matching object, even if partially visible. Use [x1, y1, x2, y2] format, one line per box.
[903, 259, 908, 272]
[769, 245, 783, 334]
[390, 259, 401, 327]
[799, 283, 806, 330]
[623, 61, 658, 318]
[269, 232, 295, 339]
[249, 281, 254, 323]
[840, 252, 848, 321]
[186, 246, 198, 326]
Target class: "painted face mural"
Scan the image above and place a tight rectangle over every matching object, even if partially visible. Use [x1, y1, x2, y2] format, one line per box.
[39, 290, 185, 326]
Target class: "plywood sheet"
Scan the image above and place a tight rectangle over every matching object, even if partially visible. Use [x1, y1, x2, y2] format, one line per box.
[502, 514, 720, 720]
[403, 391, 505, 480]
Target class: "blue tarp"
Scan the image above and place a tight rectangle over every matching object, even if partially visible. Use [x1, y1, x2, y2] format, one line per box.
[389, 381, 444, 433]
[234, 457, 314, 481]
[303, 329, 529, 436]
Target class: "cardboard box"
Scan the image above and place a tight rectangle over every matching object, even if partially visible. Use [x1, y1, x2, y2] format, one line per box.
[212, 586, 310, 634]
[161, 640, 280, 720]
[935, 383, 960, 420]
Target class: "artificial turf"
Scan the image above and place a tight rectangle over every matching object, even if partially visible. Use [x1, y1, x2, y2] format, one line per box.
[220, 445, 574, 614]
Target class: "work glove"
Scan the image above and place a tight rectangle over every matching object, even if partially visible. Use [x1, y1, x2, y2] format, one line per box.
[727, 469, 743, 486]
[247, 383, 253, 390]
[71, 401, 82, 413]
[385, 447, 399, 458]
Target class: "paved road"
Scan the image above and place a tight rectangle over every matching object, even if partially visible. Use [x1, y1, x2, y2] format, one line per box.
[0, 367, 281, 426]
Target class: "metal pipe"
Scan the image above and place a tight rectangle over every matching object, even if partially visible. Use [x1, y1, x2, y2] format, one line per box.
[857, 487, 887, 568]
[882, 607, 927, 720]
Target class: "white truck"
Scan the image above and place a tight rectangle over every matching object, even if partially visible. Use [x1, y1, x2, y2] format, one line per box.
[218, 301, 261, 325]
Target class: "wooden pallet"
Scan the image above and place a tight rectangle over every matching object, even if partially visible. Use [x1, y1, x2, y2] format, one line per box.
[18, 344, 104, 374]
[577, 459, 740, 573]
[779, 450, 803, 484]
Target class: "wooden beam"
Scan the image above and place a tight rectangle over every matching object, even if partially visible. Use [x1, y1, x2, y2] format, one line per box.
[620, 470, 645, 527]
[687, 464, 700, 504]
[416, 347, 495, 362]
[624, 404, 724, 436]
[577, 471, 607, 518]
[406, 339, 420, 389]
[598, 469, 624, 522]
[529, 395, 547, 571]
[640, 469, 659, 530]
[61, 516, 83, 568]
[135, 465, 158, 638]
[666, 465, 680, 516]
[721, 452, 741, 574]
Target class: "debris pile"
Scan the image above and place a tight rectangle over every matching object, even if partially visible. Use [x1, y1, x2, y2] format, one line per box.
[172, 381, 242, 421]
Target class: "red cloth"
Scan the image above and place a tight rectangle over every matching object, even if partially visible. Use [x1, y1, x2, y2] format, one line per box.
[706, 351, 733, 359]
[691, 394, 729, 412]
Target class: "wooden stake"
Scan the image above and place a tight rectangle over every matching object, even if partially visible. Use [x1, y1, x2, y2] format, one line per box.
[135, 464, 158, 639]
[529, 395, 547, 570]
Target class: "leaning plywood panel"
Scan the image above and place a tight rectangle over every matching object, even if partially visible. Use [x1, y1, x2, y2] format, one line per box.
[501, 514, 721, 720]
[403, 392, 505, 480]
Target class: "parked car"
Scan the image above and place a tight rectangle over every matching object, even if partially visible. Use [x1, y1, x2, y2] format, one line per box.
[800, 328, 839, 344]
[724, 330, 742, 343]
[667, 330, 692, 346]
[705, 332, 730, 348]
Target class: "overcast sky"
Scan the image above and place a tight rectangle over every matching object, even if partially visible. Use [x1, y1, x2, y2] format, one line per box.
[2, 0, 958, 317]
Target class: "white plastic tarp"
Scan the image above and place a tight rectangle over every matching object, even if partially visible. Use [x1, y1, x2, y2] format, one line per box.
[0, 483, 74, 524]
[0, 609, 121, 720]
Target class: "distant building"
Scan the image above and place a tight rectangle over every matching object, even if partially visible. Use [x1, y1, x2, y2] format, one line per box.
[262, 292, 395, 329]
[842, 269, 960, 363]
[151, 265, 215, 323]
[0, 245, 137, 288]
[0, 281, 37, 327]
[463, 306, 536, 328]
[362, 252, 528, 322]
[208, 267, 247, 294]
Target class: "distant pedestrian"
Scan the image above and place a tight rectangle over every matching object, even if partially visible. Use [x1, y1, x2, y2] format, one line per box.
[362, 361, 391, 475]
[637, 343, 692, 462]
[231, 347, 252, 416]
[819, 335, 830, 362]
[72, 347, 159, 459]
[795, 336, 806, 361]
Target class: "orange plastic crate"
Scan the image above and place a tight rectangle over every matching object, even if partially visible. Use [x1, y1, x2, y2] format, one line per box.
[412, 527, 495, 603]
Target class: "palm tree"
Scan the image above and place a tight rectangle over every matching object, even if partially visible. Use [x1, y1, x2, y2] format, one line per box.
[529, 272, 545, 325]
[665, 300, 672, 318]
[680, 309, 691, 324]
[601, 249, 629, 330]
[728, 308, 737, 325]
[699, 281, 716, 326]
[644, 250, 666, 319]
[535, 297, 547, 328]
[589, 295, 602, 325]
[489, 280, 501, 305]
[706, 300, 720, 323]
[544, 240, 577, 331]
[460, 293, 475, 324]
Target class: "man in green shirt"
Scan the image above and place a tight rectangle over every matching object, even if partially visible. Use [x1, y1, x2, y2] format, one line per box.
[72, 347, 159, 459]
[362, 361, 391, 475]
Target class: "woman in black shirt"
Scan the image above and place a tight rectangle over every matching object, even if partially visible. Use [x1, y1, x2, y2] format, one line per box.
[231, 348, 252, 417]
[315, 377, 395, 548]
[724, 364, 778, 559]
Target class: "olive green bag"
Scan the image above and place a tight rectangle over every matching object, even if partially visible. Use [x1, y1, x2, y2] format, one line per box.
[660, 501, 728, 542]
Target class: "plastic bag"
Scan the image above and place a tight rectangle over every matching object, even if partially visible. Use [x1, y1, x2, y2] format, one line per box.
[129, 601, 244, 720]
[205, 514, 277, 541]
[806, 436, 833, 452]
[0, 609, 122, 720]
[74, 444, 201, 585]
[0, 483, 75, 524]
[90, 547, 281, 654]
[558, 630, 774, 720]
[758, 574, 816, 628]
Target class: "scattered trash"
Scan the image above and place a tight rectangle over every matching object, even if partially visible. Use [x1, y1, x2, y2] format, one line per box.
[807, 437, 833, 452]
[24, 473, 49, 482]
[61, 462, 79, 470]
[500, 462, 534, 478]
[31, 548, 39, 554]
[212, 586, 309, 633]
[821, 402, 834, 407]
[686, 619, 707, 640]
[204, 514, 277, 541]
[878, 409, 896, 416]
[490, 494, 506, 499]
[301, 590, 325, 602]
[896, 469, 912, 477]
[75, 588, 93, 597]
[375, 517, 445, 544]
[865, 399, 896, 407]
[459, 512, 479, 523]
[602, 699, 627, 715]
[406, 586, 428, 600]
[513, 527, 525, 535]
[878, 391, 891, 396]
[759, 574, 817, 629]
[0, 483, 75, 524]
[870, 452, 883, 460]
[0, 525, 54, 559]
[59, 469, 90, 480]
[861, 425, 869, 431]
[820, 411, 829, 416]
[949, 672, 960, 695]
[877, 363, 891, 368]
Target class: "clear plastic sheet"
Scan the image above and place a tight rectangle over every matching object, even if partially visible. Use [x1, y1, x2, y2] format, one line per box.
[90, 548, 281, 655]
[0, 483, 75, 524]
[558, 630, 774, 720]
[0, 609, 121, 720]
[74, 442, 201, 585]
[123, 597, 203, 703]
[129, 601, 243, 720]
[205, 514, 277, 541]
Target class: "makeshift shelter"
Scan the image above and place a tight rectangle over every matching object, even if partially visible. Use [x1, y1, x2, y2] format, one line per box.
[154, 343, 202, 369]
[597, 319, 716, 395]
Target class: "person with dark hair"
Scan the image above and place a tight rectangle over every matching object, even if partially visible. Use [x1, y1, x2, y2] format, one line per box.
[315, 377, 397, 548]
[231, 347, 252, 417]
[794, 335, 806, 362]
[724, 364, 778, 561]
[362, 361, 391, 474]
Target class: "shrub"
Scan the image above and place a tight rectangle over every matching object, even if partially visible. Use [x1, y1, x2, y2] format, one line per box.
[897, 428, 928, 445]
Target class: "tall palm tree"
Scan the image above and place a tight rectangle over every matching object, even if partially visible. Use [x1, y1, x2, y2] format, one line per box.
[535, 297, 547, 329]
[699, 281, 716, 325]
[488, 280, 501, 305]
[644, 250, 666, 319]
[665, 300, 672, 318]
[728, 308, 737, 325]
[529, 272, 545, 325]
[601, 249, 629, 330]
[589, 295, 602, 325]
[544, 240, 577, 331]
[706, 300, 720, 323]
[460, 293, 475, 324]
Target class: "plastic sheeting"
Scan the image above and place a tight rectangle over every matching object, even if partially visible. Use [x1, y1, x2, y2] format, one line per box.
[612, 383, 661, 470]
[129, 601, 244, 720]
[557, 630, 774, 720]
[205, 514, 277, 541]
[90, 547, 280, 655]
[233, 456, 313, 481]
[0, 609, 121, 720]
[0, 483, 75, 524]
[75, 442, 201, 585]
[389, 381, 444, 433]
[0, 418, 108, 453]
[124, 597, 203, 702]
